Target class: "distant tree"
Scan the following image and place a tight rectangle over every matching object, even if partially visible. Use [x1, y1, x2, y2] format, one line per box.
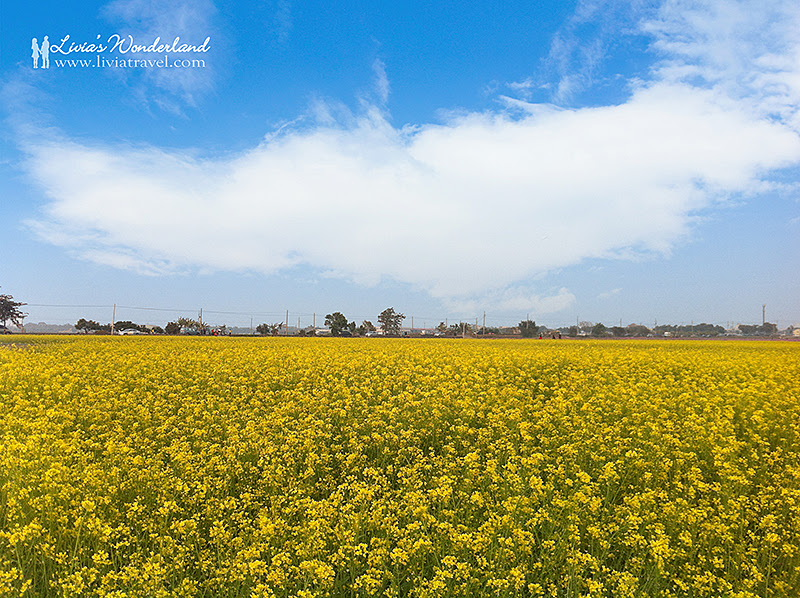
[378, 308, 405, 335]
[449, 322, 472, 336]
[567, 326, 578, 337]
[165, 321, 181, 335]
[151, 325, 164, 334]
[76, 318, 100, 333]
[679, 323, 725, 337]
[436, 322, 448, 334]
[348, 321, 357, 334]
[758, 322, 778, 336]
[626, 324, 652, 337]
[357, 320, 376, 335]
[256, 323, 283, 336]
[177, 317, 208, 335]
[738, 324, 758, 336]
[75, 319, 111, 333]
[324, 312, 349, 336]
[591, 323, 608, 337]
[0, 291, 27, 329]
[518, 320, 538, 338]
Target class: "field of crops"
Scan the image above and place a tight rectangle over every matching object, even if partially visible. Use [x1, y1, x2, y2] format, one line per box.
[1, 337, 798, 597]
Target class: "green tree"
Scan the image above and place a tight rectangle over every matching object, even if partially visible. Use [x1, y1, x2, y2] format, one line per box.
[357, 320, 376, 335]
[626, 324, 652, 337]
[758, 322, 778, 336]
[177, 317, 208, 335]
[738, 324, 758, 336]
[450, 322, 473, 336]
[378, 308, 405, 335]
[592, 323, 608, 337]
[76, 318, 101, 333]
[324, 312, 349, 336]
[518, 320, 538, 338]
[256, 323, 283, 336]
[0, 291, 27, 330]
[165, 321, 181, 335]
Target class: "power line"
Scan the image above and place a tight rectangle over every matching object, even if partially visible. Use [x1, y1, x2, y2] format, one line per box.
[27, 303, 114, 309]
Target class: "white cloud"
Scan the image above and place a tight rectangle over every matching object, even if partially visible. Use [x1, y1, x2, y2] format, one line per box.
[22, 81, 800, 301]
[372, 59, 390, 105]
[542, 0, 644, 103]
[643, 0, 800, 130]
[101, 0, 217, 111]
[15, 0, 800, 311]
[444, 287, 576, 316]
[272, 0, 293, 44]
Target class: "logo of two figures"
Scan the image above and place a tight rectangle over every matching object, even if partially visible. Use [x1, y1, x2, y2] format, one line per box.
[32, 36, 50, 68]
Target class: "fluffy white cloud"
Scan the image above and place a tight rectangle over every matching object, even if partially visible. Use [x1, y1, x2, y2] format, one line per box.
[19, 0, 800, 311]
[24, 81, 799, 298]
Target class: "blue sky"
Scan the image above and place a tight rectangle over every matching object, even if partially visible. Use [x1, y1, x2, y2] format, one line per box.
[1, 0, 798, 330]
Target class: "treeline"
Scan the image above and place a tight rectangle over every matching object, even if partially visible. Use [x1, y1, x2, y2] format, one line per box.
[75, 319, 164, 334]
[70, 316, 785, 338]
[554, 322, 781, 338]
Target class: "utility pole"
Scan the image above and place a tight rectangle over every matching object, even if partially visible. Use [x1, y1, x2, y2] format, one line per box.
[313, 313, 316, 328]
[111, 304, 116, 334]
[483, 311, 486, 333]
[250, 316, 253, 335]
[285, 310, 289, 335]
[762, 304, 766, 326]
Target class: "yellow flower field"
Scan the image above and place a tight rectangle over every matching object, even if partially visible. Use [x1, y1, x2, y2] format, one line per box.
[1, 337, 798, 597]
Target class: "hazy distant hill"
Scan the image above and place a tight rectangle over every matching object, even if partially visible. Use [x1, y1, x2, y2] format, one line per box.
[22, 322, 76, 334]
